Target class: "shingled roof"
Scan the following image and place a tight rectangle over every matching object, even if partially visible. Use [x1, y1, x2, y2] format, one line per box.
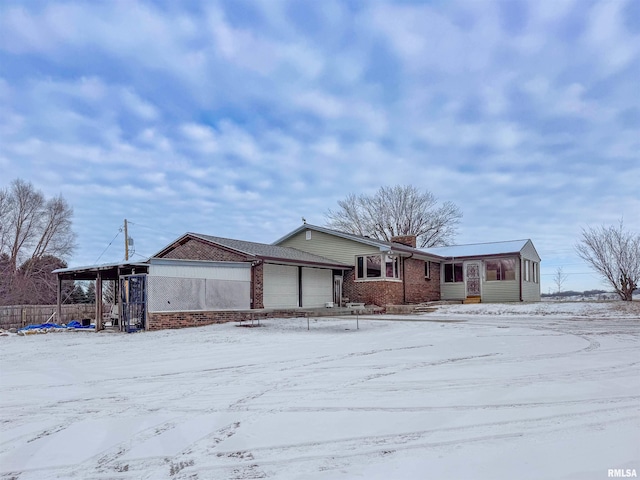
[186, 233, 349, 268]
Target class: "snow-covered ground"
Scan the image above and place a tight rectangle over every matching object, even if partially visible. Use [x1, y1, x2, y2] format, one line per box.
[1, 301, 639, 479]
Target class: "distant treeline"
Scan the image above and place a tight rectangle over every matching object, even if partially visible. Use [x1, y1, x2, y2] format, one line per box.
[541, 290, 611, 298]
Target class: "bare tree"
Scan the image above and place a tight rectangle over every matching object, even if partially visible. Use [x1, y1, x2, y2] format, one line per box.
[553, 266, 568, 294]
[0, 179, 76, 305]
[325, 185, 462, 247]
[575, 221, 640, 301]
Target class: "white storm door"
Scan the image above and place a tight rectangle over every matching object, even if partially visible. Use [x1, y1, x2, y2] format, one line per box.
[465, 262, 482, 297]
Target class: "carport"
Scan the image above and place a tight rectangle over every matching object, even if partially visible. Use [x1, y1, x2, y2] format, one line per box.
[53, 261, 149, 331]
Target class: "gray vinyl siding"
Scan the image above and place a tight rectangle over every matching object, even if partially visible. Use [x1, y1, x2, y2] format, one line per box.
[482, 280, 520, 302]
[482, 256, 520, 302]
[520, 240, 541, 301]
[278, 229, 379, 265]
[521, 240, 541, 262]
[440, 283, 465, 300]
[522, 280, 540, 301]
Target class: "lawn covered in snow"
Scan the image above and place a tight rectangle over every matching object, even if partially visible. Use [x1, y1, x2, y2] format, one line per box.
[1, 301, 639, 479]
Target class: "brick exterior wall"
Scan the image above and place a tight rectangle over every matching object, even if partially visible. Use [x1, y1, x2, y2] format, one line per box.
[391, 235, 417, 248]
[342, 270, 404, 306]
[342, 258, 441, 307]
[147, 309, 306, 330]
[404, 258, 441, 303]
[252, 262, 264, 309]
[159, 238, 249, 262]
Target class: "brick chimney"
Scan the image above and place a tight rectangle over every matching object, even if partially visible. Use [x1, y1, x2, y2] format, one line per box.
[391, 235, 417, 248]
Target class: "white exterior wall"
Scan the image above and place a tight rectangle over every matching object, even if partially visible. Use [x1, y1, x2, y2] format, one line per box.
[148, 260, 251, 312]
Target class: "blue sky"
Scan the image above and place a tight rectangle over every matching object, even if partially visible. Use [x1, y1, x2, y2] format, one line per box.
[1, 0, 639, 293]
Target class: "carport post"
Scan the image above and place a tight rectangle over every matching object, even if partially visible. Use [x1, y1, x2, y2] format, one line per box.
[56, 275, 62, 324]
[95, 272, 103, 331]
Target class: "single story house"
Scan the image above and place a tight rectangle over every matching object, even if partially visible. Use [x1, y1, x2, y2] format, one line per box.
[274, 224, 541, 305]
[53, 224, 541, 331]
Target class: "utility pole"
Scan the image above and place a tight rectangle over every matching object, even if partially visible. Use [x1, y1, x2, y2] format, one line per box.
[124, 219, 129, 261]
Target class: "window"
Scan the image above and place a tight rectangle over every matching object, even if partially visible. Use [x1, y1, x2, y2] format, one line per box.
[356, 254, 400, 280]
[424, 261, 430, 279]
[486, 259, 516, 281]
[305, 230, 312, 240]
[444, 263, 463, 283]
[524, 259, 530, 282]
[533, 262, 538, 283]
[367, 255, 381, 278]
[385, 255, 399, 278]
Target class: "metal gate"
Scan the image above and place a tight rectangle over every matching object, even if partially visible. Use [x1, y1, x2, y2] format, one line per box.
[120, 274, 146, 332]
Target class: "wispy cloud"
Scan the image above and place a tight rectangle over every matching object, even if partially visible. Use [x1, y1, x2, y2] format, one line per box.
[1, 0, 638, 291]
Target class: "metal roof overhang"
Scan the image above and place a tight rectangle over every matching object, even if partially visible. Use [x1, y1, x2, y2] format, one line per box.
[53, 261, 149, 281]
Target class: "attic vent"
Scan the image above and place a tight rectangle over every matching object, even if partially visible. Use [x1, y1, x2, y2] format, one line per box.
[306, 230, 312, 240]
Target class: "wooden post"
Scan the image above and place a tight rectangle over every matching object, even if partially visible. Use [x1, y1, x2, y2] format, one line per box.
[56, 275, 62, 324]
[95, 272, 103, 331]
[124, 219, 129, 261]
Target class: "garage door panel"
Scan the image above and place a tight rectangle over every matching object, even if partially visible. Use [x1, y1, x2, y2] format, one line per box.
[264, 264, 298, 308]
[302, 268, 332, 308]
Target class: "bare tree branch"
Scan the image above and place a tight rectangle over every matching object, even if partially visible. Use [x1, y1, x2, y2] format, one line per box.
[325, 185, 462, 247]
[575, 220, 640, 301]
[0, 179, 77, 305]
[553, 266, 568, 294]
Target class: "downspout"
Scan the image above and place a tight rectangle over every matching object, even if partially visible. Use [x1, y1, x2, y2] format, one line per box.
[250, 263, 255, 309]
[402, 253, 414, 304]
[298, 266, 303, 308]
[519, 254, 523, 302]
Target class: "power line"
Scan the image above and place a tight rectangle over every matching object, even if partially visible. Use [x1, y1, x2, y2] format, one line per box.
[126, 220, 181, 239]
[94, 229, 122, 264]
[541, 272, 598, 276]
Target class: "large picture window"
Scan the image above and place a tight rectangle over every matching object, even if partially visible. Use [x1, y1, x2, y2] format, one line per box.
[444, 263, 463, 283]
[356, 254, 400, 280]
[486, 259, 516, 281]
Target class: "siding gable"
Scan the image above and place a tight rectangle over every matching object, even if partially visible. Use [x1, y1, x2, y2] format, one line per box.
[278, 229, 379, 265]
[521, 239, 541, 262]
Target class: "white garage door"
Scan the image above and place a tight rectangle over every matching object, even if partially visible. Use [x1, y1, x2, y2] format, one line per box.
[302, 267, 332, 308]
[263, 264, 299, 308]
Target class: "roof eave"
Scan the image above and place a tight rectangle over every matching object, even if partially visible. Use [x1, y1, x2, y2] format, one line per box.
[257, 255, 349, 269]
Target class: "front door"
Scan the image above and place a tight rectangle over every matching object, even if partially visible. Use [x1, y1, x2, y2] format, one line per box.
[465, 262, 481, 297]
[333, 276, 343, 307]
